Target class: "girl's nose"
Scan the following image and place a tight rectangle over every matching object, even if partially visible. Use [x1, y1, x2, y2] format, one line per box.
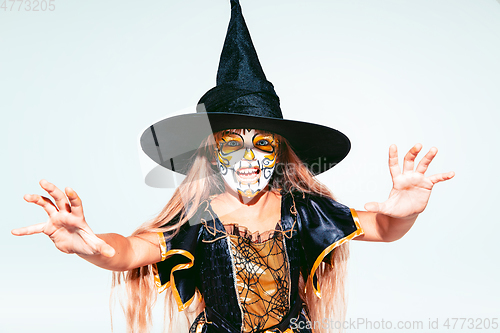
[243, 148, 255, 160]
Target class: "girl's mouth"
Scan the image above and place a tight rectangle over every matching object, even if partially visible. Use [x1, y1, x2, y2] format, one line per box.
[236, 167, 260, 183]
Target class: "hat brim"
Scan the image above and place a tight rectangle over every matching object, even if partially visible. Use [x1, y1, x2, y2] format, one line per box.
[140, 113, 350, 175]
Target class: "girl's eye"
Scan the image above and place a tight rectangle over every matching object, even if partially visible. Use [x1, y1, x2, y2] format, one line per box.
[226, 140, 241, 147]
[256, 139, 270, 146]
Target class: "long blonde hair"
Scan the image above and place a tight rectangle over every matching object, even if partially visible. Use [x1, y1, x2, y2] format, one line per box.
[112, 130, 350, 333]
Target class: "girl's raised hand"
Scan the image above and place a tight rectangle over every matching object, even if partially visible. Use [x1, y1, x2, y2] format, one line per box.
[12, 180, 115, 257]
[364, 144, 455, 219]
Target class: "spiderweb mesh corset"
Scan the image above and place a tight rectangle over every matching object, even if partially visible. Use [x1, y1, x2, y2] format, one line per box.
[228, 229, 290, 332]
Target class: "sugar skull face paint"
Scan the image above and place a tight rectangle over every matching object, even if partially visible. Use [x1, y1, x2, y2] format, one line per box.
[217, 129, 278, 198]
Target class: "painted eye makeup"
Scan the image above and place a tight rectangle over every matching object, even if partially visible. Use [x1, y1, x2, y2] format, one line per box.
[255, 139, 270, 146]
[252, 135, 275, 153]
[220, 135, 243, 154]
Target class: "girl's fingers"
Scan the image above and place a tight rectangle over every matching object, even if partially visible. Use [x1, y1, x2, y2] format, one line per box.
[415, 147, 438, 174]
[65, 187, 84, 218]
[388, 144, 401, 179]
[402, 144, 422, 173]
[11, 222, 46, 236]
[428, 171, 455, 184]
[39, 180, 71, 213]
[24, 194, 58, 216]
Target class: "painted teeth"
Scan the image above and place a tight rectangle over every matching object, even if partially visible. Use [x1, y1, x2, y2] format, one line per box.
[238, 169, 258, 175]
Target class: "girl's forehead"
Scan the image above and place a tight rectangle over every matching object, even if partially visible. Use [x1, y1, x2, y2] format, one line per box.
[238, 129, 256, 138]
[222, 129, 270, 137]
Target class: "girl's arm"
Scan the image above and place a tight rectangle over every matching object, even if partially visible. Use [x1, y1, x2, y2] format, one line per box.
[354, 144, 454, 242]
[77, 232, 161, 271]
[354, 211, 417, 242]
[12, 180, 161, 271]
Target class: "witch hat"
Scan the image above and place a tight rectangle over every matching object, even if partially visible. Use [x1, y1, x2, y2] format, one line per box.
[140, 0, 350, 175]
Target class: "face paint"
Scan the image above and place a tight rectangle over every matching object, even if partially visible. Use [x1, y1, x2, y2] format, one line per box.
[217, 129, 278, 198]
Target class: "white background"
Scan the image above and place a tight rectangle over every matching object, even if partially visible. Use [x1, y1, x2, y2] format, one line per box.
[1, 0, 499, 332]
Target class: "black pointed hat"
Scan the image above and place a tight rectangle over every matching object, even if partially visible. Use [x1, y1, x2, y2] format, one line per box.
[141, 0, 350, 175]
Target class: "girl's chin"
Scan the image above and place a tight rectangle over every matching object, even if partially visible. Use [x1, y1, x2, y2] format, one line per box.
[236, 177, 260, 185]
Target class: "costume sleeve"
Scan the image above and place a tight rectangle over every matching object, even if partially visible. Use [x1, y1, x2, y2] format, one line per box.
[295, 193, 364, 298]
[153, 220, 202, 312]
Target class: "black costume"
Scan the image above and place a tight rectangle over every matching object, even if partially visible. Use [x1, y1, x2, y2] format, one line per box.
[154, 192, 363, 332]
